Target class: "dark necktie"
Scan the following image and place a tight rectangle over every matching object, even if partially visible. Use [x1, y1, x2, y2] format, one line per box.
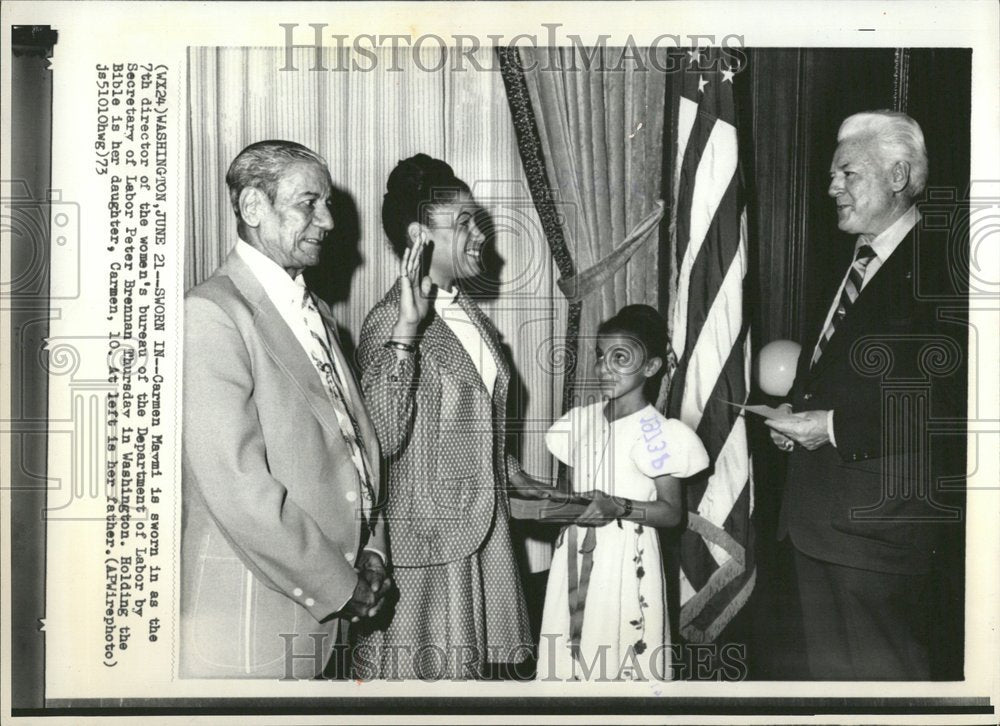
[811, 244, 877, 367]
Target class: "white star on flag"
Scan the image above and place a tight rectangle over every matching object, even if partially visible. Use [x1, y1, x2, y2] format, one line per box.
[722, 66, 735, 83]
[698, 75, 709, 94]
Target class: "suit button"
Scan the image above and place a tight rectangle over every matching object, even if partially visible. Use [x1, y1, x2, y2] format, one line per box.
[292, 587, 303, 597]
[305, 597, 315, 607]
[345, 552, 355, 562]
[345, 490, 357, 503]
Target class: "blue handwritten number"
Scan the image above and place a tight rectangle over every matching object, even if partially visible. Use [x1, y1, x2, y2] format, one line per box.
[640, 415, 671, 470]
[651, 452, 671, 470]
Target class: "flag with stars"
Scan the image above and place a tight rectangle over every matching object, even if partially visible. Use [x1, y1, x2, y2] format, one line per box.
[665, 48, 755, 644]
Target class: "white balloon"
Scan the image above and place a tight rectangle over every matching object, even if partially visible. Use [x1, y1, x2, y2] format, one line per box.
[756, 340, 802, 396]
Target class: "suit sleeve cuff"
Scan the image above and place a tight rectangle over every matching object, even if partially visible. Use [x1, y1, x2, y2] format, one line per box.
[311, 560, 361, 623]
[827, 409, 837, 447]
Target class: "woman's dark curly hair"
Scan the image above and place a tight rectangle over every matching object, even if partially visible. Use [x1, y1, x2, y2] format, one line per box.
[382, 153, 471, 257]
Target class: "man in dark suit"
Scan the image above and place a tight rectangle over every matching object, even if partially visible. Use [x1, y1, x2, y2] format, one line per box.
[766, 111, 964, 680]
[181, 141, 391, 678]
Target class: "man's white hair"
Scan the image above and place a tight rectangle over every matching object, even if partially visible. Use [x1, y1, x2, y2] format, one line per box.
[838, 110, 928, 197]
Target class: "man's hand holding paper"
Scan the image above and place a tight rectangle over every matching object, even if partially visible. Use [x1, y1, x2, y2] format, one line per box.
[764, 408, 832, 451]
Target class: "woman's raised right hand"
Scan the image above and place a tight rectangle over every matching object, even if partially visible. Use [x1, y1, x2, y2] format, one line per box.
[394, 237, 434, 336]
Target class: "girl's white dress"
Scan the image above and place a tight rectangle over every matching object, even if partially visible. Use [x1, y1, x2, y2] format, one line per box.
[537, 402, 708, 682]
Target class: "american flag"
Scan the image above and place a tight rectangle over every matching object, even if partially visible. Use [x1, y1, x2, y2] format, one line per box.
[665, 48, 755, 644]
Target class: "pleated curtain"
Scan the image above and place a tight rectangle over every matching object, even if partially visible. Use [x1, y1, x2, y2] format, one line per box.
[515, 47, 668, 405]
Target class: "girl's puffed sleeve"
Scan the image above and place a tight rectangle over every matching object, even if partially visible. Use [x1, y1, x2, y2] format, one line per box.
[630, 412, 710, 479]
[544, 408, 575, 465]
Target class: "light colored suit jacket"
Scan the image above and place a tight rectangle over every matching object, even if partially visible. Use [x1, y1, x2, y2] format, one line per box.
[180, 249, 384, 679]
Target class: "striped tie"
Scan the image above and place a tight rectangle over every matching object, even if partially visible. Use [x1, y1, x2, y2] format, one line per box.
[811, 244, 877, 367]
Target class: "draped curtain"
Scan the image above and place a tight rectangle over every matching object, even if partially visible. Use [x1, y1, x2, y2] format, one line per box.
[186, 46, 565, 571]
[514, 47, 668, 405]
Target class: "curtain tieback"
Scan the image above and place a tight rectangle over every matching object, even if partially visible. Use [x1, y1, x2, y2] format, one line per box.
[557, 199, 665, 304]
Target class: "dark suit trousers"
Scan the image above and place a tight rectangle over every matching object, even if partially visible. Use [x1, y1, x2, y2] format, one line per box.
[792, 548, 931, 680]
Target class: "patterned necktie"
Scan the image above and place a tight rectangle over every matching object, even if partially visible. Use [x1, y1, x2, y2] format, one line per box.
[298, 281, 377, 535]
[811, 244, 877, 367]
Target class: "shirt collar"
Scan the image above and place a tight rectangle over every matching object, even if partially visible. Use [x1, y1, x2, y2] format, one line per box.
[858, 204, 920, 261]
[432, 284, 460, 310]
[235, 238, 306, 304]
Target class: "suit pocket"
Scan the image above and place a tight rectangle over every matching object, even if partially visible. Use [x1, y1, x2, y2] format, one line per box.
[829, 469, 921, 551]
[885, 313, 916, 330]
[248, 576, 307, 672]
[189, 551, 249, 670]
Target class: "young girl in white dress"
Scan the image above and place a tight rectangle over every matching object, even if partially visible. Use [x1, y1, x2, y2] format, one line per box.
[522, 305, 708, 682]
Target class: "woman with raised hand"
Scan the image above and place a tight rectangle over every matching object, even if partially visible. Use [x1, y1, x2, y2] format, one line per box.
[352, 154, 531, 680]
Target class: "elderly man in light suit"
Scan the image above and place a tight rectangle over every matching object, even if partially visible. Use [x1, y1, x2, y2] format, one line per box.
[767, 112, 964, 680]
[181, 140, 390, 679]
